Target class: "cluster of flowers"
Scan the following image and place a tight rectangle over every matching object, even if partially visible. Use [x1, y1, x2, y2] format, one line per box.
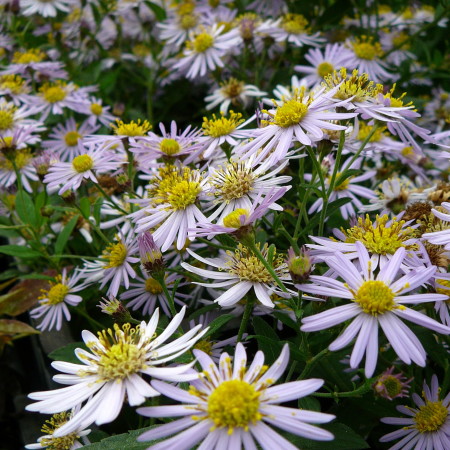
[1, 0, 450, 449]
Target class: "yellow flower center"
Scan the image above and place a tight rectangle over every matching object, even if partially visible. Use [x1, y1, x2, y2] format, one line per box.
[90, 103, 103, 115]
[274, 100, 308, 127]
[207, 380, 262, 433]
[317, 62, 334, 78]
[159, 138, 180, 156]
[381, 375, 403, 398]
[357, 123, 386, 142]
[342, 214, 418, 255]
[223, 208, 249, 228]
[167, 180, 201, 210]
[192, 32, 214, 53]
[414, 401, 448, 433]
[72, 154, 94, 173]
[39, 83, 68, 103]
[64, 130, 81, 147]
[0, 108, 15, 131]
[103, 241, 128, 268]
[0, 148, 33, 170]
[0, 75, 26, 94]
[12, 49, 46, 64]
[354, 280, 395, 315]
[41, 283, 70, 306]
[202, 111, 244, 138]
[180, 13, 198, 30]
[401, 146, 414, 157]
[392, 32, 410, 50]
[40, 412, 79, 449]
[221, 78, 245, 99]
[194, 339, 213, 355]
[435, 279, 450, 298]
[210, 162, 254, 203]
[329, 172, 351, 191]
[145, 277, 163, 294]
[352, 37, 383, 60]
[111, 119, 152, 137]
[281, 13, 309, 34]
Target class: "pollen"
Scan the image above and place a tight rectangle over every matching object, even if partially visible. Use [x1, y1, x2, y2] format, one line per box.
[72, 154, 94, 173]
[207, 379, 262, 433]
[223, 209, 249, 228]
[342, 214, 418, 255]
[202, 111, 244, 137]
[0, 74, 27, 94]
[274, 100, 308, 127]
[167, 180, 201, 209]
[12, 48, 46, 64]
[111, 119, 152, 137]
[40, 412, 79, 449]
[194, 338, 213, 355]
[145, 277, 163, 294]
[414, 400, 448, 433]
[0, 103, 16, 131]
[352, 36, 384, 60]
[353, 280, 395, 315]
[90, 103, 103, 116]
[39, 82, 68, 103]
[191, 32, 214, 53]
[39, 276, 70, 306]
[159, 138, 180, 156]
[281, 13, 310, 34]
[435, 279, 450, 298]
[179, 13, 198, 30]
[209, 162, 254, 203]
[103, 241, 128, 268]
[65, 130, 81, 147]
[317, 62, 334, 78]
[0, 148, 33, 171]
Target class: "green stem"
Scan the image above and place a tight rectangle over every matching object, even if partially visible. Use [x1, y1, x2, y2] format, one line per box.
[237, 297, 254, 343]
[313, 379, 375, 398]
[74, 204, 110, 244]
[154, 274, 177, 317]
[299, 348, 329, 379]
[94, 183, 128, 214]
[73, 307, 105, 331]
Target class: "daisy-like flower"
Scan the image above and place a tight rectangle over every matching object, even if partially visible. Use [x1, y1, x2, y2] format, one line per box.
[433, 277, 450, 327]
[0, 146, 38, 193]
[137, 343, 335, 449]
[294, 43, 354, 87]
[346, 36, 394, 83]
[422, 202, 450, 250]
[26, 306, 208, 436]
[20, 0, 76, 17]
[205, 78, 267, 114]
[299, 242, 450, 377]
[181, 242, 292, 308]
[204, 156, 291, 222]
[129, 166, 208, 252]
[43, 143, 123, 195]
[42, 118, 98, 161]
[238, 86, 356, 166]
[380, 375, 450, 449]
[0, 74, 31, 105]
[81, 97, 116, 128]
[79, 233, 139, 297]
[120, 271, 187, 317]
[25, 409, 91, 449]
[0, 100, 44, 139]
[30, 269, 84, 332]
[373, 366, 412, 400]
[172, 24, 242, 79]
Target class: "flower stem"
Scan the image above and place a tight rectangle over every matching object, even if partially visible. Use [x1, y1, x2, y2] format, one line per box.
[154, 274, 177, 317]
[299, 348, 329, 379]
[94, 183, 128, 214]
[237, 297, 254, 343]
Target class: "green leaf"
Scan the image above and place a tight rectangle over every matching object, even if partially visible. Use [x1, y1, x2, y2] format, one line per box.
[55, 215, 79, 255]
[298, 396, 321, 412]
[202, 314, 235, 339]
[83, 426, 160, 449]
[252, 317, 282, 363]
[144, 1, 166, 20]
[79, 197, 91, 219]
[0, 245, 42, 258]
[15, 191, 37, 227]
[48, 342, 89, 364]
[0, 319, 39, 337]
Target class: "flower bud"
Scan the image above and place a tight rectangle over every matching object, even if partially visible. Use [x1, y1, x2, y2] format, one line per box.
[286, 246, 315, 283]
[138, 232, 165, 276]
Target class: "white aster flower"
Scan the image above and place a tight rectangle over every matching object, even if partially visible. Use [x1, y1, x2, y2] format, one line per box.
[380, 375, 450, 449]
[137, 343, 335, 450]
[20, 0, 77, 17]
[26, 306, 208, 436]
[81, 97, 117, 128]
[422, 202, 450, 250]
[0, 146, 38, 193]
[299, 242, 450, 377]
[30, 269, 84, 332]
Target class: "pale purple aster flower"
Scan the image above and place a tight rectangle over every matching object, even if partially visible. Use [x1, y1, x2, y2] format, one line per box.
[137, 343, 335, 450]
[181, 242, 293, 308]
[380, 375, 450, 449]
[238, 86, 357, 166]
[299, 242, 450, 377]
[433, 277, 450, 327]
[30, 269, 84, 332]
[20, 0, 77, 17]
[43, 143, 124, 195]
[422, 202, 450, 250]
[0, 100, 45, 138]
[80, 97, 117, 128]
[295, 43, 354, 87]
[0, 147, 38, 193]
[0, 74, 31, 105]
[373, 366, 412, 400]
[42, 118, 98, 161]
[26, 306, 208, 437]
[172, 24, 242, 79]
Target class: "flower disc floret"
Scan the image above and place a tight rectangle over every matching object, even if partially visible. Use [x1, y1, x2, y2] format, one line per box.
[64, 131, 81, 147]
[41, 283, 70, 306]
[223, 208, 249, 228]
[352, 37, 384, 60]
[167, 180, 201, 210]
[274, 100, 308, 127]
[0, 75, 26, 94]
[90, 103, 103, 115]
[111, 119, 152, 137]
[207, 379, 262, 433]
[103, 241, 128, 268]
[192, 32, 214, 53]
[354, 280, 395, 315]
[211, 163, 254, 202]
[145, 277, 163, 294]
[159, 138, 180, 155]
[0, 109, 15, 131]
[12, 49, 46, 64]
[317, 62, 334, 78]
[202, 111, 244, 137]
[40, 412, 79, 449]
[414, 401, 448, 433]
[39, 82, 67, 103]
[380, 376, 403, 398]
[72, 154, 94, 173]
[221, 78, 244, 99]
[281, 13, 310, 34]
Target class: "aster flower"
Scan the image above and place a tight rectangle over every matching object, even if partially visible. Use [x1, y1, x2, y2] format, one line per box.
[172, 24, 242, 79]
[0, 74, 31, 105]
[294, 43, 354, 87]
[0, 146, 38, 193]
[380, 375, 450, 449]
[26, 306, 208, 436]
[81, 97, 117, 128]
[299, 242, 450, 377]
[30, 269, 84, 332]
[205, 78, 267, 114]
[42, 118, 98, 161]
[238, 86, 356, 166]
[25, 409, 91, 449]
[137, 343, 335, 449]
[0, 100, 44, 138]
[181, 242, 293, 308]
[129, 166, 208, 252]
[20, 0, 77, 17]
[43, 143, 124, 195]
[373, 366, 412, 400]
[422, 202, 450, 250]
